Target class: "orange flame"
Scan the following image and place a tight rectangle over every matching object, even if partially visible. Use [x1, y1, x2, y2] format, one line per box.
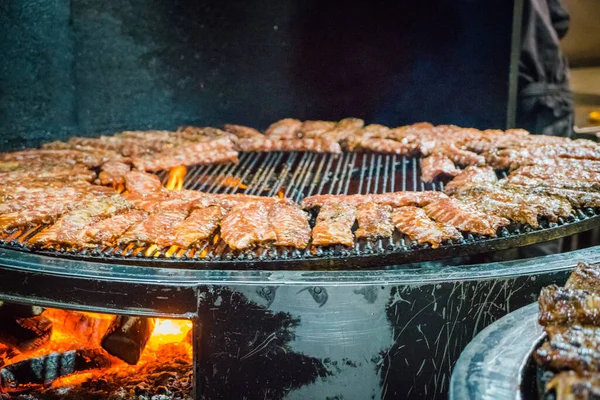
[145, 244, 158, 257]
[277, 188, 285, 198]
[1, 309, 194, 393]
[148, 318, 193, 346]
[165, 245, 179, 258]
[165, 166, 187, 191]
[220, 176, 248, 189]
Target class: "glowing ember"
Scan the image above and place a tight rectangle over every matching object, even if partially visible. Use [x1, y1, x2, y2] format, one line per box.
[277, 188, 285, 198]
[196, 175, 248, 189]
[149, 319, 193, 346]
[145, 244, 158, 257]
[165, 245, 179, 258]
[220, 176, 247, 189]
[165, 165, 187, 191]
[50, 372, 94, 388]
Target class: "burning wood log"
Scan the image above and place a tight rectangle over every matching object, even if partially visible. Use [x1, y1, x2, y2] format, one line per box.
[101, 316, 155, 365]
[0, 314, 52, 352]
[0, 349, 113, 392]
[0, 302, 45, 318]
[44, 309, 113, 347]
[0, 344, 20, 369]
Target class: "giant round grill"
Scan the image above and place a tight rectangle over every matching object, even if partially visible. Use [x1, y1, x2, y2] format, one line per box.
[1, 0, 597, 398]
[1, 141, 600, 399]
[2, 151, 599, 270]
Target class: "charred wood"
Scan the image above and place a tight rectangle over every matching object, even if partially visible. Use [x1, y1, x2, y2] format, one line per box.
[0, 303, 44, 318]
[0, 343, 192, 399]
[101, 316, 155, 365]
[43, 309, 112, 347]
[0, 315, 52, 352]
[0, 344, 20, 369]
[0, 349, 112, 392]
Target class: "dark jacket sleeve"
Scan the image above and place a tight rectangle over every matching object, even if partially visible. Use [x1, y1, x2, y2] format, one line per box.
[516, 0, 573, 137]
[547, 0, 570, 39]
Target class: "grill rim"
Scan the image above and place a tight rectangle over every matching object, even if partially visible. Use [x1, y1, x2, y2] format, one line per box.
[0, 242, 598, 335]
[2, 244, 600, 317]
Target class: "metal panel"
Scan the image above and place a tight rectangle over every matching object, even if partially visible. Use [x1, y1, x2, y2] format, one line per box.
[449, 303, 541, 400]
[1, 245, 600, 398]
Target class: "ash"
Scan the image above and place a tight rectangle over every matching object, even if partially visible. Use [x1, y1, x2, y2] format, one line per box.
[2, 343, 192, 400]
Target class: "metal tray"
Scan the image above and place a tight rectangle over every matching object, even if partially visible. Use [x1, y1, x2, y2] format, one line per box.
[450, 302, 544, 400]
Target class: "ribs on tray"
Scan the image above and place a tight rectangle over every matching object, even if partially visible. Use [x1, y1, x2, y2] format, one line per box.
[535, 263, 600, 399]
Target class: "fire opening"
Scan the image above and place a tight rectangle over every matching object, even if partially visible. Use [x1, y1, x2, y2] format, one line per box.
[0, 303, 193, 399]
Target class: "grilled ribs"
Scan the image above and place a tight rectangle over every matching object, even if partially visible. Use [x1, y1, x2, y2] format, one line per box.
[535, 325, 600, 374]
[423, 197, 509, 236]
[124, 171, 166, 196]
[504, 174, 600, 193]
[514, 165, 600, 184]
[355, 203, 394, 239]
[170, 206, 226, 248]
[98, 161, 131, 186]
[444, 166, 497, 195]
[0, 149, 108, 168]
[131, 138, 238, 171]
[30, 196, 133, 247]
[459, 196, 540, 227]
[545, 371, 600, 399]
[269, 204, 311, 248]
[311, 203, 357, 247]
[0, 185, 117, 233]
[301, 191, 447, 209]
[84, 209, 148, 245]
[538, 286, 600, 327]
[392, 206, 461, 248]
[224, 124, 263, 139]
[219, 202, 277, 250]
[566, 263, 600, 293]
[512, 186, 600, 209]
[435, 143, 485, 166]
[265, 118, 303, 139]
[237, 137, 342, 153]
[0, 185, 113, 215]
[118, 209, 189, 248]
[420, 153, 459, 182]
[510, 157, 600, 173]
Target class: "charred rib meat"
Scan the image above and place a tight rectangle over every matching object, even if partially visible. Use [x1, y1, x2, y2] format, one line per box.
[420, 153, 459, 182]
[392, 206, 461, 248]
[311, 203, 357, 247]
[423, 198, 509, 236]
[355, 203, 394, 239]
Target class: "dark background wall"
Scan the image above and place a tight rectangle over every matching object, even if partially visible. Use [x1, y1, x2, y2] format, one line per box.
[0, 0, 514, 151]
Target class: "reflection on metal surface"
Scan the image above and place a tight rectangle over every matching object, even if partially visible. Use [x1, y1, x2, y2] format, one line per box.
[450, 303, 542, 400]
[297, 287, 328, 307]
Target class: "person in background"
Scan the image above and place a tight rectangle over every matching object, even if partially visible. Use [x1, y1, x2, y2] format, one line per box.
[514, 0, 573, 259]
[517, 0, 574, 137]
